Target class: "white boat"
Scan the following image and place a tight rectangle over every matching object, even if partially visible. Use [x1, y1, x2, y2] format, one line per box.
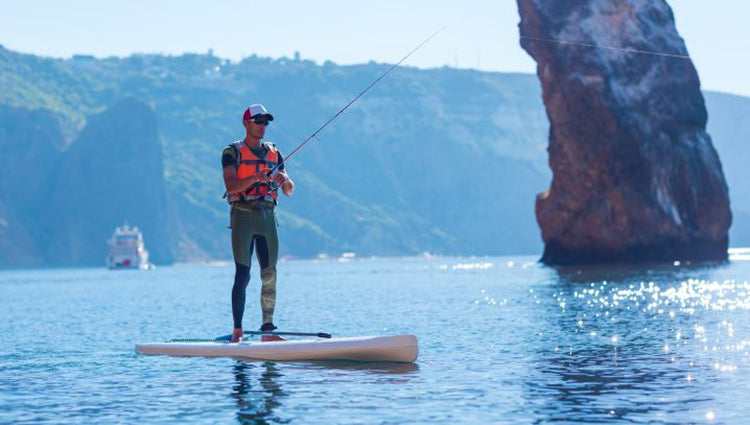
[135, 334, 418, 363]
[106, 223, 153, 269]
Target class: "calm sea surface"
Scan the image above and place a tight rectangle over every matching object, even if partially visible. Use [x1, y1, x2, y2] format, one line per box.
[2, 255, 750, 424]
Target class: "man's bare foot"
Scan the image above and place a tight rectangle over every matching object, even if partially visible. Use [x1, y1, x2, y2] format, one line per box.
[230, 328, 243, 343]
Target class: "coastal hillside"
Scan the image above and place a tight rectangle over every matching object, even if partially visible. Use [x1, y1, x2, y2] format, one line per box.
[0, 46, 747, 266]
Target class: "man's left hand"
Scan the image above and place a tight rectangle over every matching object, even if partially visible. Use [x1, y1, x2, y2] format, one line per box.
[271, 172, 289, 185]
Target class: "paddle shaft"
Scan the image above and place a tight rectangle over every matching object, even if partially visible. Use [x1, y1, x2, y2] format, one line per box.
[245, 331, 332, 338]
[215, 330, 332, 341]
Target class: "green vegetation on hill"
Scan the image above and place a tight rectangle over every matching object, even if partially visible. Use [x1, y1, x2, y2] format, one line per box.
[0, 45, 747, 266]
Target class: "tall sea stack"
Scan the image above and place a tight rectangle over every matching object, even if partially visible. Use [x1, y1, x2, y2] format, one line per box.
[517, 0, 731, 264]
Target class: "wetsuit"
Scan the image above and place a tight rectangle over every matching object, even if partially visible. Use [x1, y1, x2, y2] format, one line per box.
[222, 143, 285, 329]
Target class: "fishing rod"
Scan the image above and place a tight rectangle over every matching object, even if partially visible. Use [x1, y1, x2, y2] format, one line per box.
[267, 26, 445, 179]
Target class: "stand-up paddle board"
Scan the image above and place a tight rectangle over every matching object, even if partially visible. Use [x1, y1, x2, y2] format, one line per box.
[136, 334, 418, 363]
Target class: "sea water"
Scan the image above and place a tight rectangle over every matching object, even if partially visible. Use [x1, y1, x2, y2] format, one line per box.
[2, 255, 750, 424]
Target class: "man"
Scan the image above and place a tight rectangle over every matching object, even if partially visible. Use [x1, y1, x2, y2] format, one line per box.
[222, 104, 294, 343]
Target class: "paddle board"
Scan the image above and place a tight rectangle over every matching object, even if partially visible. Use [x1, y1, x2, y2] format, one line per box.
[136, 334, 418, 363]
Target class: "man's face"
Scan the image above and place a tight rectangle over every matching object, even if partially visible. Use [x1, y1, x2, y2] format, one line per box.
[245, 116, 270, 139]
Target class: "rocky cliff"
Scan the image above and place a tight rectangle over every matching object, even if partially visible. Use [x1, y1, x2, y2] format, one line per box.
[46, 98, 176, 265]
[517, 0, 732, 264]
[0, 105, 66, 267]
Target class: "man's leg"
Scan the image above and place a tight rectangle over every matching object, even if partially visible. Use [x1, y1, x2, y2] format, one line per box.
[231, 257, 252, 329]
[230, 209, 255, 340]
[254, 234, 278, 326]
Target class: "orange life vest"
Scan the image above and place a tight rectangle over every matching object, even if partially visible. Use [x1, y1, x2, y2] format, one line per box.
[226, 141, 280, 204]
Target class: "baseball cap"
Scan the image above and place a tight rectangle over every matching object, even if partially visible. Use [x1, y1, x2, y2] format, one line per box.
[242, 104, 274, 121]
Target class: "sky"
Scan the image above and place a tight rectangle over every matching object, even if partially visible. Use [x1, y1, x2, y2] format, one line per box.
[1, 0, 748, 97]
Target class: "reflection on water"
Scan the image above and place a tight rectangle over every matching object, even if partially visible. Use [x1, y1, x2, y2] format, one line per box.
[230, 360, 418, 424]
[233, 362, 288, 425]
[298, 360, 420, 375]
[523, 260, 750, 423]
[551, 260, 727, 285]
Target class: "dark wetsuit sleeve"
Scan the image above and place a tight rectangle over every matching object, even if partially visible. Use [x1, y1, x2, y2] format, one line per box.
[277, 152, 285, 171]
[222, 147, 236, 168]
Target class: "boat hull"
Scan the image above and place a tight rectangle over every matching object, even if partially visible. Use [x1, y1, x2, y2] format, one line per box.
[136, 334, 418, 363]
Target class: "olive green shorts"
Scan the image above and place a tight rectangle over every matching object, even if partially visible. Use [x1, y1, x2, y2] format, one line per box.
[230, 204, 278, 269]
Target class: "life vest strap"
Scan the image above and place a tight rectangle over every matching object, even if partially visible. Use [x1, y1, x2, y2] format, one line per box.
[228, 195, 277, 205]
[239, 159, 278, 166]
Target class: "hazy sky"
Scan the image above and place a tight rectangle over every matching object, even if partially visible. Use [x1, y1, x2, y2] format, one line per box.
[1, 0, 748, 96]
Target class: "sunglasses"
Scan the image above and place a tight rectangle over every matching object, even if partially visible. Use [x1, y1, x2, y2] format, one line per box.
[252, 118, 271, 126]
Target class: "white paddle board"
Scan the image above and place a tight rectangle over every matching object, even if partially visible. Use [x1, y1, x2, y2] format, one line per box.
[136, 334, 418, 363]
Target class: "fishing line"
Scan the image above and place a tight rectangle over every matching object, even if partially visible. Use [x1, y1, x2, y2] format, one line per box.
[268, 26, 445, 176]
[520, 35, 691, 59]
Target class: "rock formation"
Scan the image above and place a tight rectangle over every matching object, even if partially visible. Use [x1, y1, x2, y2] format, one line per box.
[517, 0, 732, 264]
[47, 97, 176, 265]
[0, 98, 177, 267]
[0, 106, 66, 267]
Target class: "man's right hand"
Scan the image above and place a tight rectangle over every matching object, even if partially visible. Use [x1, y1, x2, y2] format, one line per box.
[223, 166, 272, 194]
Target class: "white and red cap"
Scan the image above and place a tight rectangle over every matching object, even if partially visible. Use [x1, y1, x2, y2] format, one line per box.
[242, 104, 274, 121]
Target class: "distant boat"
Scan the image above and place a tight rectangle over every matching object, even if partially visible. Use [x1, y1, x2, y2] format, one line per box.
[106, 223, 153, 270]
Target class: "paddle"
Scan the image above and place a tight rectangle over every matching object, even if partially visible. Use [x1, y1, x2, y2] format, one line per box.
[214, 330, 332, 341]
